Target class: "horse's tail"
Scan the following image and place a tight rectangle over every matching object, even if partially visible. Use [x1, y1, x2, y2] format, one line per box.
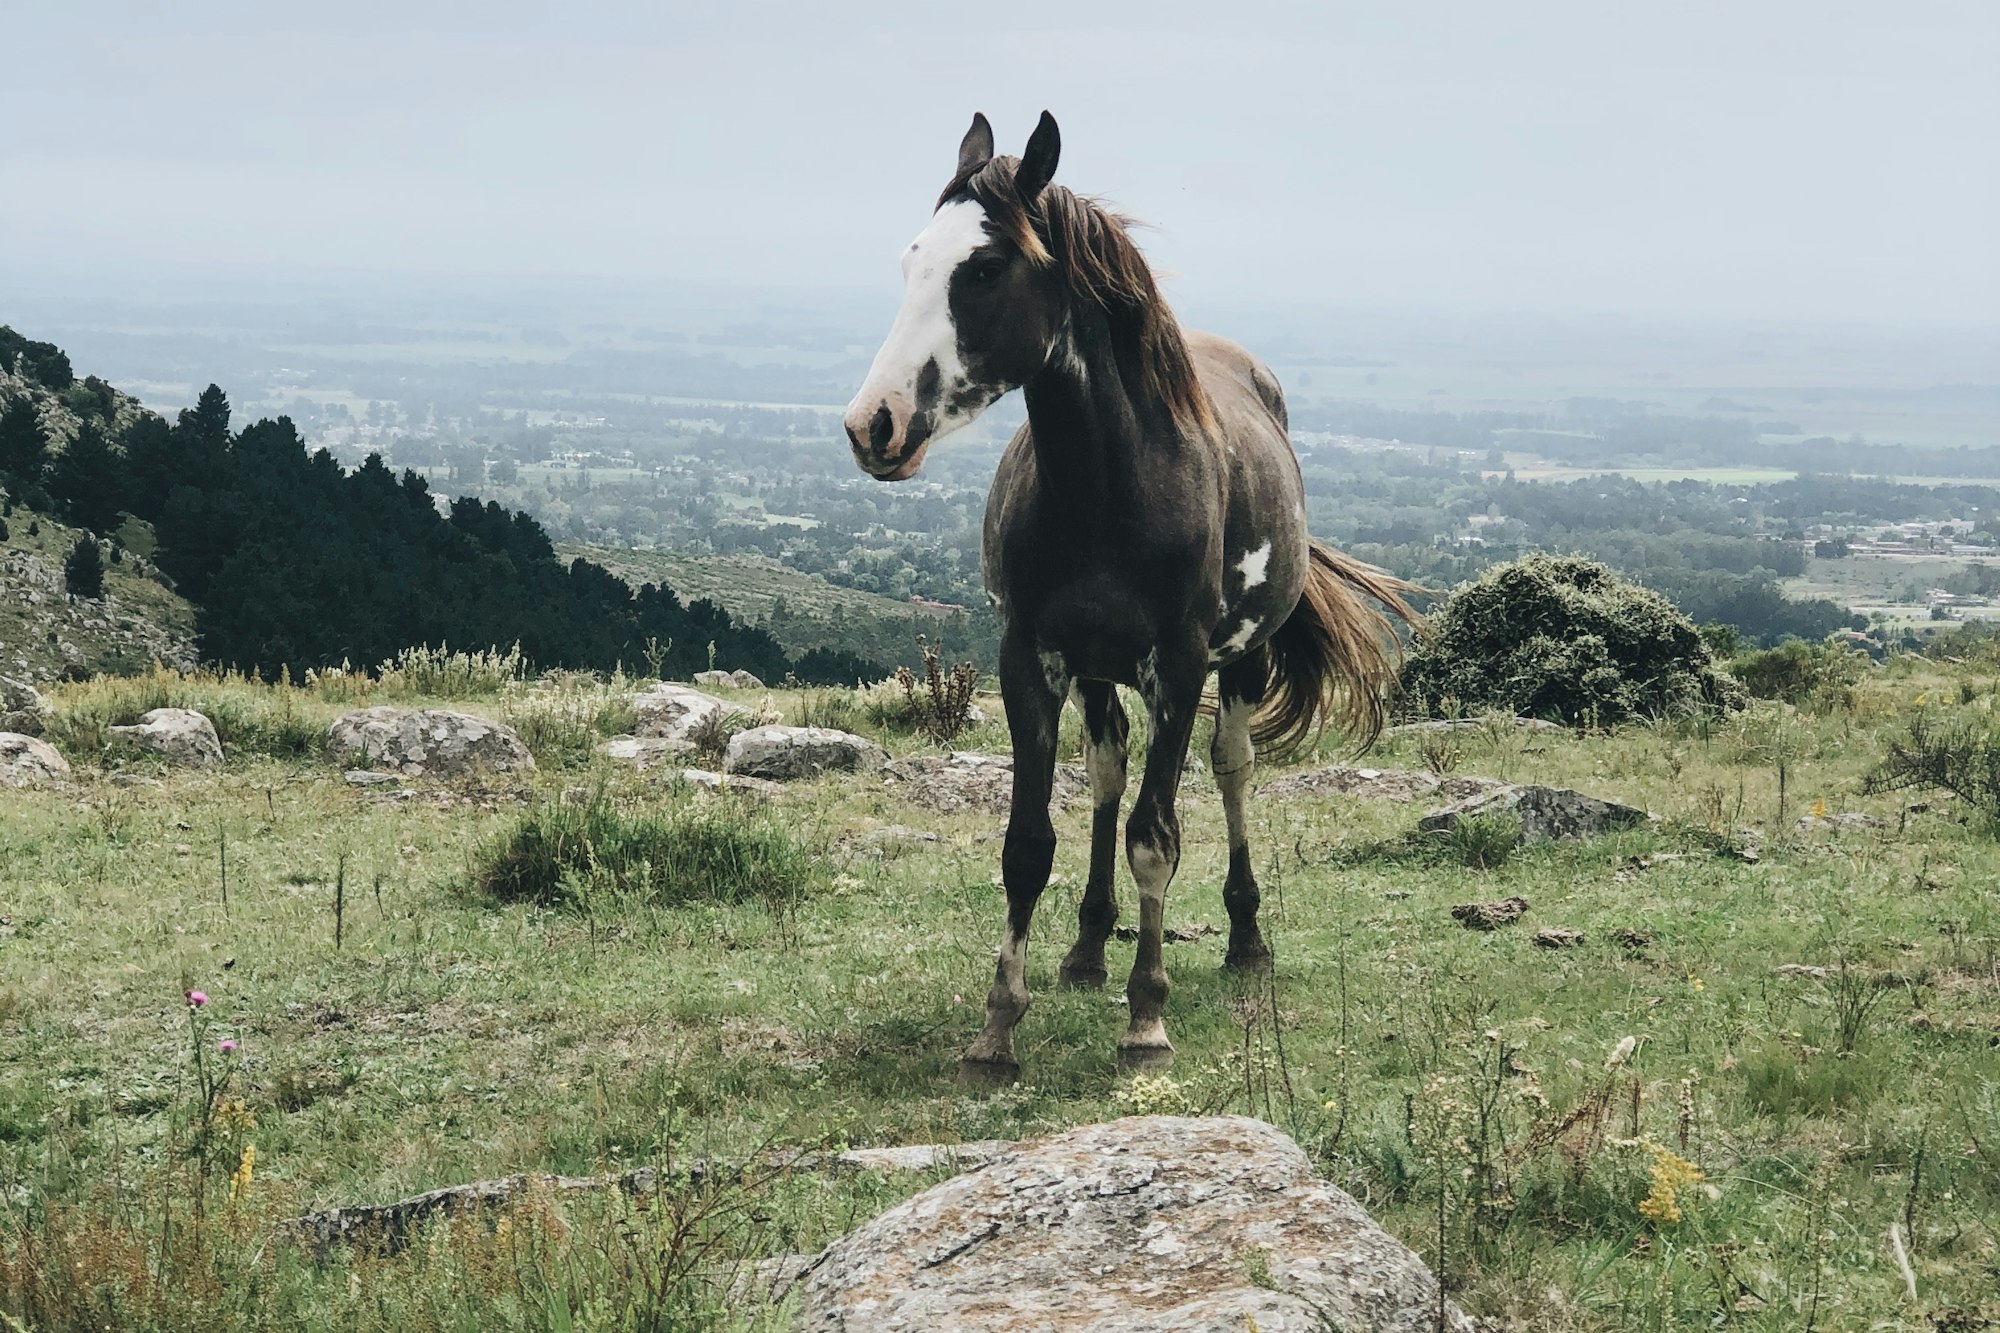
[1251, 540, 1422, 759]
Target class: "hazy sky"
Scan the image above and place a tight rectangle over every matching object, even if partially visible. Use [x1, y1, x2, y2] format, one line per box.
[3, 1, 1995, 327]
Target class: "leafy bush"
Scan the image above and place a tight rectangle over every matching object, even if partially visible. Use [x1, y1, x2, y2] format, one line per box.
[470, 791, 814, 910]
[685, 707, 755, 767]
[1399, 555, 1746, 726]
[1728, 638, 1863, 707]
[500, 676, 637, 768]
[1443, 812, 1520, 870]
[374, 643, 525, 698]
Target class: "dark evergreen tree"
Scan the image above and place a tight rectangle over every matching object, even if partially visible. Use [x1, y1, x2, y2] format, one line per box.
[64, 534, 104, 599]
[0, 396, 48, 485]
[48, 421, 129, 534]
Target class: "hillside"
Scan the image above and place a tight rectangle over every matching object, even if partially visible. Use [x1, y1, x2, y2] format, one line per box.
[569, 542, 997, 671]
[0, 511, 196, 681]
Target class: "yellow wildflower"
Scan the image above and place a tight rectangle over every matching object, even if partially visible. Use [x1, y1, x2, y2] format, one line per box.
[228, 1143, 257, 1204]
[1636, 1142, 1703, 1225]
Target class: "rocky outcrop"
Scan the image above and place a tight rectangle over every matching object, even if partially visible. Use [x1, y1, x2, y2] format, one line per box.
[0, 676, 52, 736]
[883, 750, 1088, 816]
[1419, 783, 1649, 843]
[326, 707, 535, 777]
[0, 732, 69, 787]
[794, 1114, 1475, 1332]
[629, 683, 733, 740]
[723, 726, 886, 781]
[107, 707, 223, 767]
[1259, 765, 1506, 804]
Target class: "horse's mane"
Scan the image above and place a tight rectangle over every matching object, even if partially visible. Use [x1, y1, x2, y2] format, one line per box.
[938, 156, 1214, 434]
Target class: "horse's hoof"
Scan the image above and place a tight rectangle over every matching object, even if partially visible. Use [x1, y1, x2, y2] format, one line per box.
[1222, 949, 1272, 975]
[1115, 1041, 1175, 1073]
[1058, 962, 1108, 990]
[958, 1054, 1022, 1089]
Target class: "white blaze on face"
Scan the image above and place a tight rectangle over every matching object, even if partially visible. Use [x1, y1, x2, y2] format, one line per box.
[851, 198, 991, 423]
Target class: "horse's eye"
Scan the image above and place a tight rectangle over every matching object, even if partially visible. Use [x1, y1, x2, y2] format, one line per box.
[969, 256, 1006, 285]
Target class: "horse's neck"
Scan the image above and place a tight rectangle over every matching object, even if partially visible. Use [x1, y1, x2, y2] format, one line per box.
[1020, 311, 1182, 510]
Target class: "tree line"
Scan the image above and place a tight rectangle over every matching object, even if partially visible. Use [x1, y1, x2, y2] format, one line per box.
[0, 328, 885, 683]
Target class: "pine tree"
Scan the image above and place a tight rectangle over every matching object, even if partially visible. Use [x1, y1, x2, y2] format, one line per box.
[48, 421, 128, 534]
[0, 396, 48, 484]
[64, 534, 104, 599]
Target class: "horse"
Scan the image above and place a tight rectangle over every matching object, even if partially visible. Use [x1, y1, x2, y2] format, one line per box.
[843, 111, 1417, 1080]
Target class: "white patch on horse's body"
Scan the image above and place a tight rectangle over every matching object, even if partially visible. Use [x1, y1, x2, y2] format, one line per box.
[1217, 618, 1261, 658]
[853, 198, 988, 413]
[1236, 542, 1272, 590]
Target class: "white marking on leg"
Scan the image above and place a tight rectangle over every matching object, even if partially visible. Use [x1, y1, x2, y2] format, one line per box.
[1211, 696, 1255, 847]
[1236, 541, 1272, 589]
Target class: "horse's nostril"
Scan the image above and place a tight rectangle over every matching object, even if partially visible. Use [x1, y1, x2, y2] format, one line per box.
[869, 404, 895, 451]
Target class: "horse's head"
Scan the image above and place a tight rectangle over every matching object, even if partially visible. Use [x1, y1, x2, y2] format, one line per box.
[844, 111, 1064, 481]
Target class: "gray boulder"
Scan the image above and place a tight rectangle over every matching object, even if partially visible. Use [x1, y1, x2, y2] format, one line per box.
[326, 707, 534, 777]
[723, 726, 886, 781]
[630, 683, 733, 740]
[107, 708, 223, 767]
[1420, 783, 1649, 843]
[676, 768, 783, 799]
[601, 736, 697, 769]
[0, 732, 69, 788]
[884, 750, 1088, 816]
[795, 1114, 1475, 1332]
[694, 668, 766, 690]
[0, 676, 52, 736]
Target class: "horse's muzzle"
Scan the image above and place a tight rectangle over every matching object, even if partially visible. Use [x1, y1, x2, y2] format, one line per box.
[843, 392, 932, 481]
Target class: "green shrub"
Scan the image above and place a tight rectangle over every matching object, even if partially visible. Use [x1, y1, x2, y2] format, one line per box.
[1399, 555, 1746, 726]
[1442, 812, 1519, 870]
[1728, 638, 1863, 707]
[795, 688, 860, 733]
[1864, 711, 2000, 827]
[45, 665, 326, 761]
[374, 643, 526, 699]
[469, 792, 814, 910]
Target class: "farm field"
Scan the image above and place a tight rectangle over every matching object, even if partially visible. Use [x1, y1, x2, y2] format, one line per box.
[562, 544, 952, 625]
[1, 663, 1998, 1330]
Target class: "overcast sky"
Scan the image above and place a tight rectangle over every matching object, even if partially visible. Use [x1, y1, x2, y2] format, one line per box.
[2, 1, 1995, 327]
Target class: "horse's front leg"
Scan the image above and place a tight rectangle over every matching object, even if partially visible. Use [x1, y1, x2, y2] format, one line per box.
[961, 640, 1066, 1083]
[1059, 681, 1128, 989]
[1118, 645, 1205, 1069]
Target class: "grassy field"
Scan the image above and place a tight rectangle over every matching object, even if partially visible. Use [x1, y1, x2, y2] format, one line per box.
[564, 544, 951, 625]
[2, 661, 1998, 1330]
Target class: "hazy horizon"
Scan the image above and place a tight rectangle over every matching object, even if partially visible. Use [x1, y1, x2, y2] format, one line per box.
[4, 1, 1996, 332]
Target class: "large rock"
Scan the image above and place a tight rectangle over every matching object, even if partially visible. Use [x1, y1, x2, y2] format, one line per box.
[601, 736, 696, 769]
[693, 668, 766, 690]
[0, 676, 52, 736]
[1419, 783, 1649, 844]
[325, 707, 535, 777]
[795, 1115, 1475, 1332]
[723, 726, 886, 782]
[0, 732, 69, 788]
[883, 750, 1088, 816]
[1259, 765, 1506, 804]
[630, 683, 733, 740]
[107, 707, 223, 767]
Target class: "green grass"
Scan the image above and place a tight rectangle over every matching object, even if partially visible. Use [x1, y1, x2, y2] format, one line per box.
[1, 663, 1997, 1329]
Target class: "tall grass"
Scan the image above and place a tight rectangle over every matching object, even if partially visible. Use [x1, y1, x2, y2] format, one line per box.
[45, 664, 326, 760]
[469, 791, 817, 911]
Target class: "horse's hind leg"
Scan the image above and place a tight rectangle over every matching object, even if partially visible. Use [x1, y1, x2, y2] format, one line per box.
[1214, 663, 1272, 973]
[961, 640, 1066, 1083]
[1060, 681, 1127, 990]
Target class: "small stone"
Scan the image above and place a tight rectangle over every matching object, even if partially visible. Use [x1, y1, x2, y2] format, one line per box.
[1773, 963, 1828, 980]
[343, 770, 403, 787]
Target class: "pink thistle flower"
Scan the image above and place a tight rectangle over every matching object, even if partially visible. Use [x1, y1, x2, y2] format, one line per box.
[218, 1039, 239, 1055]
[186, 990, 209, 1008]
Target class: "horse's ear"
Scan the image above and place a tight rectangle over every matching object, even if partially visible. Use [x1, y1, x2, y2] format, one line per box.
[1017, 111, 1060, 199]
[957, 112, 995, 176]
